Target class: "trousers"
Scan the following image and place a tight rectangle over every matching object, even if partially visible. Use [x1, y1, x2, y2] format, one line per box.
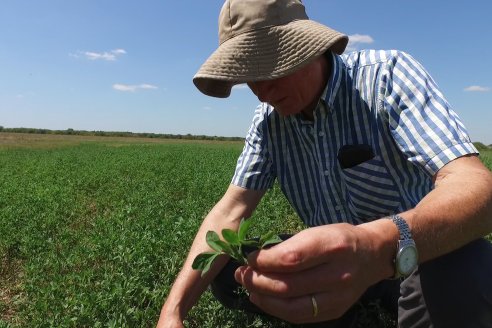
[210, 238, 492, 328]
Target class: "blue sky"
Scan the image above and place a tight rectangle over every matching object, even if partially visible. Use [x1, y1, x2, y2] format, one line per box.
[1, 0, 491, 143]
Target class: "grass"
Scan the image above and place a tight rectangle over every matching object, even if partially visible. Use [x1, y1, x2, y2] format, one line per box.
[0, 133, 302, 327]
[479, 149, 492, 171]
[481, 151, 492, 245]
[0, 133, 490, 327]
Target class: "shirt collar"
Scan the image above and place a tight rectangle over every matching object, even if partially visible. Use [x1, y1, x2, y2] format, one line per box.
[322, 52, 344, 110]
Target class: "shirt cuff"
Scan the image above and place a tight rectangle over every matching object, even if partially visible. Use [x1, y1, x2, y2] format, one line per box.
[424, 142, 479, 176]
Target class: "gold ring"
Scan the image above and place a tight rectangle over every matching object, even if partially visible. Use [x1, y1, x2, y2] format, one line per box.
[311, 295, 318, 317]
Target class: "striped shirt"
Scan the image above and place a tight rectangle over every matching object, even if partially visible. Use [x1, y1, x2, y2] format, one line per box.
[231, 50, 478, 227]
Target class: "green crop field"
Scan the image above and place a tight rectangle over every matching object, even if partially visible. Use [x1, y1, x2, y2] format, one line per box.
[0, 133, 305, 328]
[0, 133, 490, 328]
[480, 149, 492, 170]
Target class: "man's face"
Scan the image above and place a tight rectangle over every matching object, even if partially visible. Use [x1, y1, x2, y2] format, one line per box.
[247, 55, 328, 119]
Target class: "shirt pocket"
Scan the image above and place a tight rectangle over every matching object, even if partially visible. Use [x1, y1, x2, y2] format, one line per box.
[339, 156, 401, 220]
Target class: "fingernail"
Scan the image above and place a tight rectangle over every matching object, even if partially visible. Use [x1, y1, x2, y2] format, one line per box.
[234, 266, 245, 283]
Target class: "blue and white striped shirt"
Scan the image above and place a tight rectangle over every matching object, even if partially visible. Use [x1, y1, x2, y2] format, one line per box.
[232, 50, 478, 227]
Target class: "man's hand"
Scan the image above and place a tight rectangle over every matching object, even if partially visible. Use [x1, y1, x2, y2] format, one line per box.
[156, 314, 184, 328]
[234, 222, 395, 323]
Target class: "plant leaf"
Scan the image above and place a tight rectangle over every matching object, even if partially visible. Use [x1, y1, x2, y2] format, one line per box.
[206, 231, 227, 252]
[240, 239, 260, 248]
[238, 218, 253, 242]
[230, 245, 246, 265]
[217, 241, 238, 259]
[201, 253, 221, 277]
[261, 234, 283, 248]
[221, 229, 240, 245]
[259, 231, 275, 245]
[192, 252, 220, 275]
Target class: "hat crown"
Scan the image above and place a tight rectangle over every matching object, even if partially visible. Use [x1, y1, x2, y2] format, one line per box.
[218, 0, 308, 44]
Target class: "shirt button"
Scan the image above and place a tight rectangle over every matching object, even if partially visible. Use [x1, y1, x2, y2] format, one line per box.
[324, 170, 329, 176]
[318, 131, 325, 137]
[335, 205, 342, 211]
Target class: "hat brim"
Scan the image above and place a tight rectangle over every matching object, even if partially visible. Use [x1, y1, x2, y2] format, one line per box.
[193, 19, 348, 98]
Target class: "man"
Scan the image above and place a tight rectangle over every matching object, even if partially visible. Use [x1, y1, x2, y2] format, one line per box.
[157, 0, 492, 327]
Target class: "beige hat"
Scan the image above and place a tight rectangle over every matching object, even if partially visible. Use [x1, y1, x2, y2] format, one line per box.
[193, 0, 348, 98]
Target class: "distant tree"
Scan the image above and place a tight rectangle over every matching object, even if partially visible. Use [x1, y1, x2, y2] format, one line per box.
[473, 142, 489, 151]
[0, 126, 245, 142]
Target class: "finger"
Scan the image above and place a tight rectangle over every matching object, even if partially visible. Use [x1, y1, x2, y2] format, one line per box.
[247, 227, 330, 272]
[248, 292, 314, 324]
[235, 263, 353, 298]
[249, 291, 355, 324]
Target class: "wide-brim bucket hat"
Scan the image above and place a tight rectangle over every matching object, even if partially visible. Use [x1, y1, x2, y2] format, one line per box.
[193, 0, 348, 98]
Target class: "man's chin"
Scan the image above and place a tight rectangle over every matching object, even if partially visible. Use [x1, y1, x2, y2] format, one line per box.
[272, 106, 294, 117]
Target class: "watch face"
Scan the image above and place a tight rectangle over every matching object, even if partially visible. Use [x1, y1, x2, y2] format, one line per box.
[397, 245, 418, 276]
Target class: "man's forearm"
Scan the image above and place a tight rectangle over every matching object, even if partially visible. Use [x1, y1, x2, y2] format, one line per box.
[401, 155, 492, 263]
[158, 185, 265, 324]
[160, 202, 245, 320]
[357, 156, 492, 283]
[160, 222, 232, 319]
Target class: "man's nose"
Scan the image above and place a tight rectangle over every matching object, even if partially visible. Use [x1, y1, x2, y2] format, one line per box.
[252, 80, 275, 103]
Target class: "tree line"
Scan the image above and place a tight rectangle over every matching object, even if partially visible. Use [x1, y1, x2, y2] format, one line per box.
[0, 126, 244, 142]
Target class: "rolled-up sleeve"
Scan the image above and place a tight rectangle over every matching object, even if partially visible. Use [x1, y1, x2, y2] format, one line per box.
[231, 104, 276, 190]
[381, 51, 478, 176]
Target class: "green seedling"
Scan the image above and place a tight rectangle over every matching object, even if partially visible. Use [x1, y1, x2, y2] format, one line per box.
[192, 218, 282, 276]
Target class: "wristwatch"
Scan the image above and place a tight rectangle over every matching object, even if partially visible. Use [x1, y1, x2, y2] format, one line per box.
[388, 214, 418, 278]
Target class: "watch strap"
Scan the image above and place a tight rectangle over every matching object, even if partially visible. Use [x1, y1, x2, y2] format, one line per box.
[388, 214, 418, 278]
[390, 214, 412, 241]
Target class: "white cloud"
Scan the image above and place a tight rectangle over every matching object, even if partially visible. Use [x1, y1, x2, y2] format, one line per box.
[72, 49, 127, 61]
[113, 83, 158, 92]
[113, 84, 135, 92]
[232, 84, 248, 90]
[346, 34, 374, 52]
[111, 49, 126, 55]
[139, 84, 158, 90]
[464, 85, 490, 92]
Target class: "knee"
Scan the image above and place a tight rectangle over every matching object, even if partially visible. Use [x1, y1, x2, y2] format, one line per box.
[405, 239, 492, 326]
[419, 239, 492, 296]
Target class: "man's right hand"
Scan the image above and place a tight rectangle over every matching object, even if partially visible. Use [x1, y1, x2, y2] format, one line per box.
[156, 308, 184, 328]
[156, 319, 184, 328]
